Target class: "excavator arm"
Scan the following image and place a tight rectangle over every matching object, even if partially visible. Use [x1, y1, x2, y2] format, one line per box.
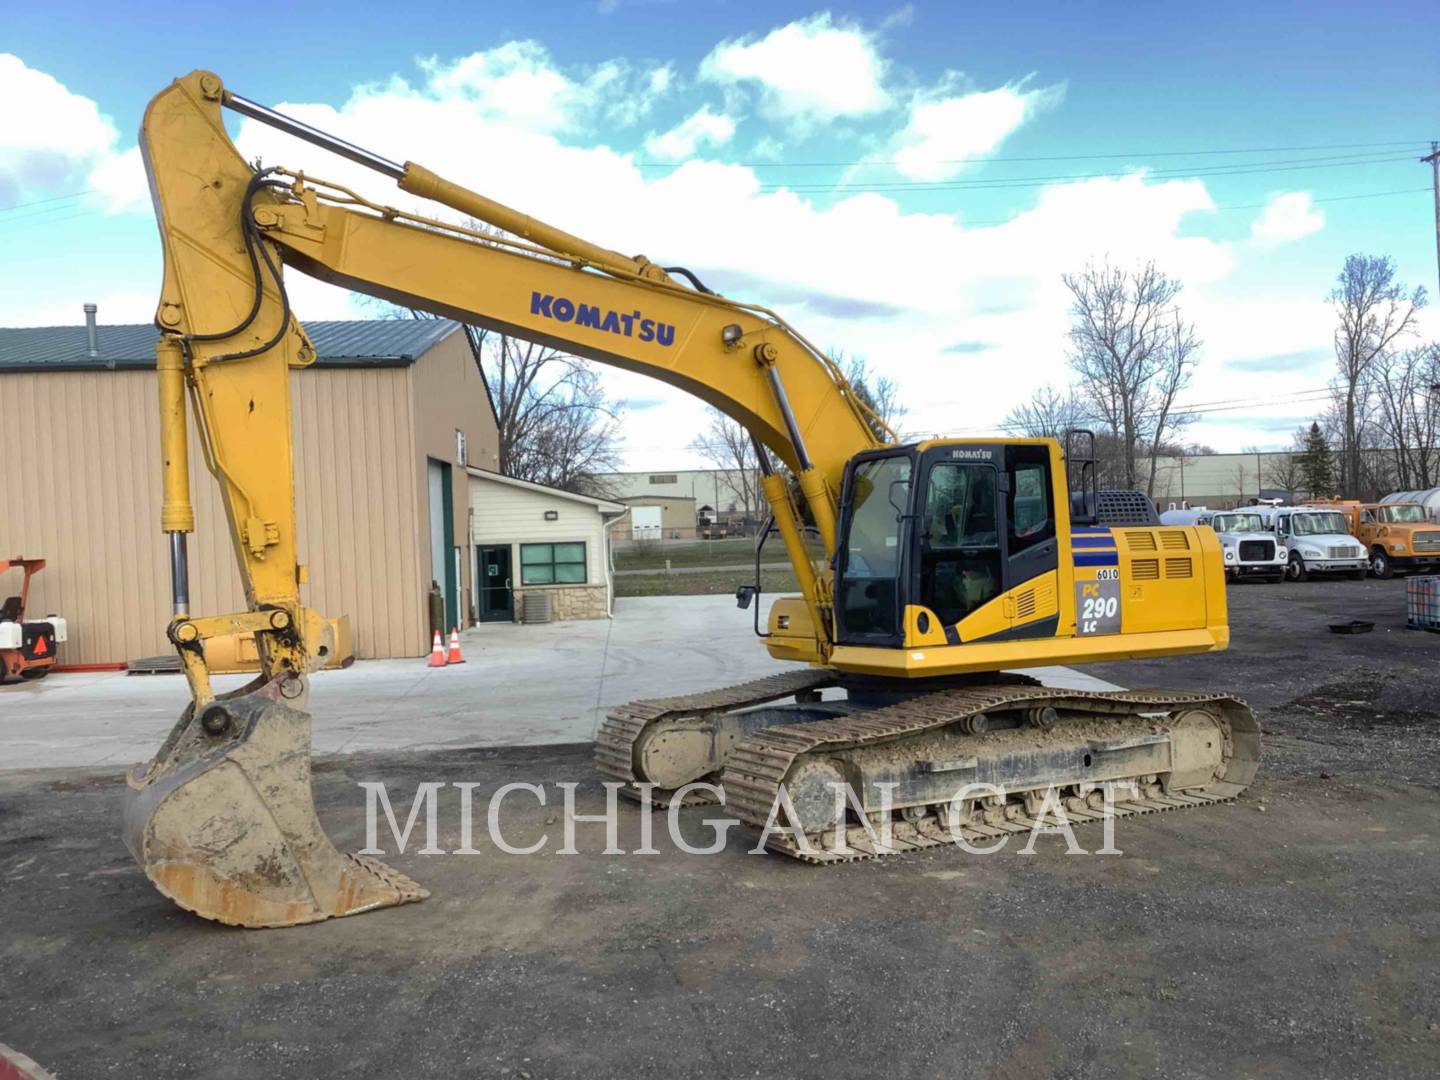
[125, 70, 884, 926]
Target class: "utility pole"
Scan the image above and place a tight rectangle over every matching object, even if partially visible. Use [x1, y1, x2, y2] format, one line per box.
[1424, 141, 1440, 301]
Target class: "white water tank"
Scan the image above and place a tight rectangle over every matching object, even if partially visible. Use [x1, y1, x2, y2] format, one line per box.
[1382, 488, 1440, 522]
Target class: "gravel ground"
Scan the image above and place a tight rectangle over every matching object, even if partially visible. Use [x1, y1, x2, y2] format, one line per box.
[2, 577, 1438, 1079]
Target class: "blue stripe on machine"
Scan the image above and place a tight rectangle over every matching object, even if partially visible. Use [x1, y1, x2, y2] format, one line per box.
[1071, 527, 1111, 534]
[1073, 552, 1120, 567]
[1071, 535, 1117, 548]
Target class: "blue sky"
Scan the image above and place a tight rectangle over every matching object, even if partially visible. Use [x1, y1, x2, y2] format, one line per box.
[3, 1, 1438, 466]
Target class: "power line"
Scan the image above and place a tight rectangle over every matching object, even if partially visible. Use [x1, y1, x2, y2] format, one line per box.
[637, 139, 1429, 169]
[757, 153, 1417, 194]
[0, 190, 91, 214]
[953, 187, 1431, 227]
[7, 141, 1426, 215]
[619, 386, 1343, 452]
[965, 389, 1340, 440]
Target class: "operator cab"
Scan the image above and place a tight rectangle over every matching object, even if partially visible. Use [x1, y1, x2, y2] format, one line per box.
[834, 441, 1058, 646]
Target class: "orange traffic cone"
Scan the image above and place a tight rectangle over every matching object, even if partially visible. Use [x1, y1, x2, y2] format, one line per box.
[428, 629, 447, 667]
[446, 627, 465, 664]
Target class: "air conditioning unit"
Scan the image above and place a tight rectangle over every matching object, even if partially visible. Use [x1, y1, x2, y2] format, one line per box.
[522, 591, 552, 624]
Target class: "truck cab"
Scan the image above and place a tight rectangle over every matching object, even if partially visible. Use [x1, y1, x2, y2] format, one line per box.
[1254, 506, 1367, 582]
[1159, 507, 1288, 582]
[1305, 500, 1440, 578]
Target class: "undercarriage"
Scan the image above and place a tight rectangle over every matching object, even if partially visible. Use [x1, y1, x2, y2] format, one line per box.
[596, 671, 1260, 861]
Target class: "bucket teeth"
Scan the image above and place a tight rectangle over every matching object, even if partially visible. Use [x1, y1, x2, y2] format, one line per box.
[125, 675, 427, 928]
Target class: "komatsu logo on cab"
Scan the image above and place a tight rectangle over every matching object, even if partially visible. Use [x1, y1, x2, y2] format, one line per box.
[531, 292, 677, 347]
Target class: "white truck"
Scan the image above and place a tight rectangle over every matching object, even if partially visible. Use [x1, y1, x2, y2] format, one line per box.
[1253, 505, 1368, 581]
[1159, 508, 1288, 582]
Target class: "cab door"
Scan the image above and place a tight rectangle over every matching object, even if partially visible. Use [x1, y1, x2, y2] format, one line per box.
[998, 444, 1060, 637]
[1003, 445, 1058, 592]
[915, 453, 1004, 636]
[908, 444, 1063, 643]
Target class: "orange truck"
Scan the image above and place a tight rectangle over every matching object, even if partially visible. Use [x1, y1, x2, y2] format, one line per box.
[0, 558, 67, 682]
[1304, 500, 1440, 578]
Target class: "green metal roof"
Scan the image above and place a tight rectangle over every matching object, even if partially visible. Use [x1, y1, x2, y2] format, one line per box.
[0, 319, 460, 373]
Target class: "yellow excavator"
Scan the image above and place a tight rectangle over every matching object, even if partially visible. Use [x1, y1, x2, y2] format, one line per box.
[124, 71, 1259, 928]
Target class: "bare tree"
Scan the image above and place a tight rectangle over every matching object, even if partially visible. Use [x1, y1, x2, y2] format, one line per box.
[1231, 458, 1251, 506]
[1264, 449, 1306, 500]
[1328, 254, 1426, 496]
[1374, 344, 1440, 489]
[376, 302, 622, 495]
[1004, 384, 1086, 438]
[830, 350, 906, 440]
[1062, 259, 1200, 494]
[688, 408, 759, 515]
[1143, 312, 1200, 496]
[486, 335, 622, 495]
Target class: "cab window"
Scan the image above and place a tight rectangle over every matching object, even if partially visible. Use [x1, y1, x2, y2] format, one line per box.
[837, 456, 911, 639]
[920, 463, 1000, 625]
[1008, 451, 1054, 554]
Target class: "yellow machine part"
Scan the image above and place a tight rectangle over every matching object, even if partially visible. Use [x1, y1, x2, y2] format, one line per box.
[202, 616, 354, 675]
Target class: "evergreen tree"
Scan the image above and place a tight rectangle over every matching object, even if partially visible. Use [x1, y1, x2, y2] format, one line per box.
[1299, 422, 1334, 497]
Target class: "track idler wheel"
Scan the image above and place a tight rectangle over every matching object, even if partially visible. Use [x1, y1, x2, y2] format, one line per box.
[123, 673, 427, 928]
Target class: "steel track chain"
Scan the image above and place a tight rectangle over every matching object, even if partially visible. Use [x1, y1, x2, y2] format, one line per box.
[593, 668, 839, 805]
[718, 685, 1258, 863]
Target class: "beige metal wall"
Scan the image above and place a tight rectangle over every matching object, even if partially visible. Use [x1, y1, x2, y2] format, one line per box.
[616, 496, 697, 535]
[0, 365, 428, 664]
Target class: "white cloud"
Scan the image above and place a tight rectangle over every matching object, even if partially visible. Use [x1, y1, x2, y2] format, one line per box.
[0, 54, 122, 204]
[1249, 191, 1324, 247]
[420, 42, 672, 134]
[699, 13, 890, 128]
[3, 50, 1316, 461]
[891, 77, 1065, 181]
[221, 67, 1253, 462]
[86, 146, 147, 214]
[4, 289, 156, 327]
[644, 106, 737, 159]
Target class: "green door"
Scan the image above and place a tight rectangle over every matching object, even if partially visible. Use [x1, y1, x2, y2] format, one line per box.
[477, 545, 513, 622]
[428, 458, 458, 630]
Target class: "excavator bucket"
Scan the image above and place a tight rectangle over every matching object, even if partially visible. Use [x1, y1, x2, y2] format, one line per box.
[123, 674, 426, 927]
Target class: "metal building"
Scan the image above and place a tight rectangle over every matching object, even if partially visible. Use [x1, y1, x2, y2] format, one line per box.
[0, 314, 499, 664]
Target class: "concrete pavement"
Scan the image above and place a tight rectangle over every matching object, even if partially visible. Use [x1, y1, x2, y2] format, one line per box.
[0, 594, 1117, 770]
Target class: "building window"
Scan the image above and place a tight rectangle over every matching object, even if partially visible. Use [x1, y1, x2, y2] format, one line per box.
[520, 542, 586, 585]
[648, 474, 677, 485]
[456, 429, 468, 467]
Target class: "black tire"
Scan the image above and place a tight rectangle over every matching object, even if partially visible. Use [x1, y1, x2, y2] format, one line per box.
[1370, 548, 1394, 579]
[19, 666, 49, 680]
[1286, 552, 1308, 582]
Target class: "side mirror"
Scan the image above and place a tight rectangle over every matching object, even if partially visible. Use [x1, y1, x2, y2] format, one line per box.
[735, 585, 757, 610]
